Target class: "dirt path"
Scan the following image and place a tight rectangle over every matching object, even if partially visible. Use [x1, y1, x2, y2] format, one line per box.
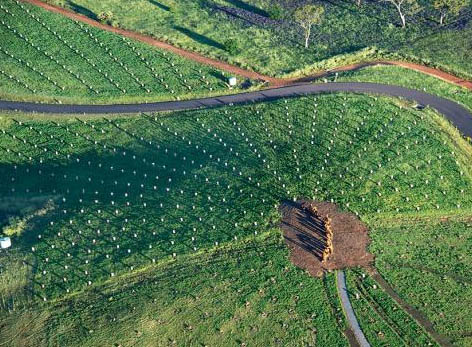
[367, 266, 452, 347]
[22, 0, 472, 90]
[20, 0, 279, 85]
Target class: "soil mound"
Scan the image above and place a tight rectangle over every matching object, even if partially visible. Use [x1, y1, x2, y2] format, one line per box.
[280, 200, 373, 277]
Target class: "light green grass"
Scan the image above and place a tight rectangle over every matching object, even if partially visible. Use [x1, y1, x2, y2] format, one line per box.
[345, 268, 436, 346]
[0, 0, 254, 104]
[369, 217, 472, 346]
[335, 64, 472, 112]
[52, 0, 472, 77]
[1, 93, 471, 344]
[1, 234, 348, 346]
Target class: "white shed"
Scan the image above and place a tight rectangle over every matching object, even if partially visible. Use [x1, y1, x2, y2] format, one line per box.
[0, 237, 11, 249]
[228, 76, 237, 87]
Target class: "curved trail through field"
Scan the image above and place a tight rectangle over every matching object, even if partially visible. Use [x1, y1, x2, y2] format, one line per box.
[2, 82, 472, 138]
[21, 0, 472, 90]
[337, 271, 370, 347]
[367, 267, 452, 346]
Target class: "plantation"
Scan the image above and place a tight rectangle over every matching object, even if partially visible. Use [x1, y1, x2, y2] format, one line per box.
[1, 93, 472, 345]
[0, 0, 247, 104]
[47, 0, 472, 77]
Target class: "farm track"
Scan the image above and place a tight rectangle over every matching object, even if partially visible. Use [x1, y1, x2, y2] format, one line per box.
[1, 82, 472, 139]
[20, 0, 472, 90]
[367, 266, 452, 347]
[321, 275, 359, 347]
[336, 271, 370, 347]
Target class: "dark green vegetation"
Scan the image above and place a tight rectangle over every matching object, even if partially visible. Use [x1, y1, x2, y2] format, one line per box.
[336, 65, 472, 112]
[0, 0, 246, 104]
[52, 0, 472, 77]
[1, 94, 471, 345]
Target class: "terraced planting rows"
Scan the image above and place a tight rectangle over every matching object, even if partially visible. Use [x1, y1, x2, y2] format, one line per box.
[1, 93, 471, 344]
[0, 0, 242, 104]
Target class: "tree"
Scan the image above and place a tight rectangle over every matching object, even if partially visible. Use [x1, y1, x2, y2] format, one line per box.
[223, 39, 240, 55]
[433, 0, 469, 25]
[98, 11, 114, 24]
[383, 0, 421, 28]
[293, 5, 324, 48]
[267, 4, 284, 20]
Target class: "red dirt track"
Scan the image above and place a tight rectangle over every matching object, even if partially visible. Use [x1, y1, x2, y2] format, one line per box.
[22, 0, 472, 90]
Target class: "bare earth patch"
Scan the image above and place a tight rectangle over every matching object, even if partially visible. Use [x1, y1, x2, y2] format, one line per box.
[280, 200, 374, 277]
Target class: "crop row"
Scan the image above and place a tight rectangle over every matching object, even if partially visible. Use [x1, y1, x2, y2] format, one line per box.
[0, 0, 231, 102]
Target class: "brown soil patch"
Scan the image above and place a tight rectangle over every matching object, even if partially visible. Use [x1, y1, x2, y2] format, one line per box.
[344, 328, 361, 347]
[280, 200, 373, 277]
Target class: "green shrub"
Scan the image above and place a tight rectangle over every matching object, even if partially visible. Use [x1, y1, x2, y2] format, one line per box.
[97, 11, 114, 24]
[267, 4, 283, 20]
[2, 217, 27, 237]
[223, 39, 240, 55]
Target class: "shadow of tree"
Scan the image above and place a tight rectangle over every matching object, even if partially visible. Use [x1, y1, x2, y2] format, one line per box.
[148, 0, 171, 12]
[67, 1, 97, 21]
[173, 25, 225, 50]
[224, 0, 268, 17]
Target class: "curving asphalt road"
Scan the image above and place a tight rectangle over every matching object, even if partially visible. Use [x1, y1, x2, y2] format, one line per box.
[337, 270, 370, 347]
[1, 82, 471, 137]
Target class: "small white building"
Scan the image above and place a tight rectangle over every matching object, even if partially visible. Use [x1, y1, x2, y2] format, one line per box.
[0, 237, 11, 249]
[228, 76, 237, 87]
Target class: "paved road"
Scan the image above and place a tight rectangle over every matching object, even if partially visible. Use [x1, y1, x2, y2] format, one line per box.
[337, 270, 370, 347]
[1, 82, 471, 137]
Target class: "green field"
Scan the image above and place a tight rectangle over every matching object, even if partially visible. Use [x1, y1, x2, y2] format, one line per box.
[1, 0, 472, 344]
[335, 64, 472, 112]
[1, 93, 472, 345]
[345, 268, 435, 346]
[1, 235, 349, 346]
[0, 0, 251, 104]
[369, 217, 472, 346]
[48, 0, 472, 78]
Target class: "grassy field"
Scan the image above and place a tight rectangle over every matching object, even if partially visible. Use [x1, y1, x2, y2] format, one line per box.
[344, 268, 435, 346]
[335, 64, 472, 112]
[1, 234, 349, 346]
[48, 0, 472, 77]
[1, 93, 471, 345]
[403, 24, 472, 79]
[368, 217, 472, 346]
[0, 0, 251, 104]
